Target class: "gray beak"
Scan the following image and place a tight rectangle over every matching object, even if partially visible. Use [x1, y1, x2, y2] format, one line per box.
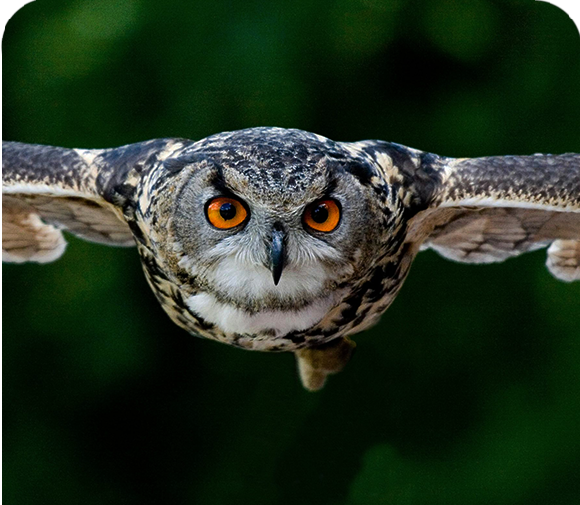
[270, 226, 286, 286]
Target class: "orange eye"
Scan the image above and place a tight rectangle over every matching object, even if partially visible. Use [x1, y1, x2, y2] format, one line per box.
[206, 197, 248, 229]
[303, 199, 341, 233]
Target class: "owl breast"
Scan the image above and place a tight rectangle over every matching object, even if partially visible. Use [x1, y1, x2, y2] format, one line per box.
[185, 292, 342, 338]
[180, 253, 350, 348]
[139, 234, 410, 352]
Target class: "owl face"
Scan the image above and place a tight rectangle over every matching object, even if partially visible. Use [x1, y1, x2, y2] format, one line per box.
[155, 129, 392, 340]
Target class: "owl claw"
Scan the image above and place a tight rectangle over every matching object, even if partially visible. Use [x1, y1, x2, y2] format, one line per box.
[294, 337, 356, 391]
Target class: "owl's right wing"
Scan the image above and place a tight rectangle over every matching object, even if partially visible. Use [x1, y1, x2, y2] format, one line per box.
[2, 139, 186, 263]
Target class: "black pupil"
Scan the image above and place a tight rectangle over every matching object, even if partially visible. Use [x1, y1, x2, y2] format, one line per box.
[219, 202, 237, 221]
[311, 204, 329, 223]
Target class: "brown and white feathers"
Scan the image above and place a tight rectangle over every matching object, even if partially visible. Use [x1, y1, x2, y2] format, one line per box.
[3, 128, 579, 389]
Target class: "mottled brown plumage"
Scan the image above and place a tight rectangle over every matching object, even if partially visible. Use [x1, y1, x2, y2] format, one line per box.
[3, 128, 579, 389]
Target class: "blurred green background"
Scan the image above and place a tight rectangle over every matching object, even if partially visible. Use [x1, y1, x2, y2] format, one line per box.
[3, 0, 580, 504]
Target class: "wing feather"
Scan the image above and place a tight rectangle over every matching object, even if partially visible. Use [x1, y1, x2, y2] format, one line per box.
[2, 196, 67, 263]
[2, 139, 186, 263]
[411, 152, 580, 282]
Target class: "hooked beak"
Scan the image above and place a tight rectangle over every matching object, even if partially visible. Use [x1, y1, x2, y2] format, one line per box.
[270, 226, 286, 286]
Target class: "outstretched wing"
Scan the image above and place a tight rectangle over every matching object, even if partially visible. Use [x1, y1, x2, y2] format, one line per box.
[2, 139, 185, 263]
[410, 152, 580, 281]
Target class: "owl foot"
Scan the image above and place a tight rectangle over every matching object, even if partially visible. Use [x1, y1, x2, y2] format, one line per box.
[294, 337, 356, 391]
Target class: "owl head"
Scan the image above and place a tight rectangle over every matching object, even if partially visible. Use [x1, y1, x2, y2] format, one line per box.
[146, 128, 400, 345]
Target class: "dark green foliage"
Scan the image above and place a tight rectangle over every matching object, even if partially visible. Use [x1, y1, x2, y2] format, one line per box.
[3, 1, 580, 503]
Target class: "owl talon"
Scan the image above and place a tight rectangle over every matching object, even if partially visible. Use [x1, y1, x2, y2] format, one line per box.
[294, 337, 356, 391]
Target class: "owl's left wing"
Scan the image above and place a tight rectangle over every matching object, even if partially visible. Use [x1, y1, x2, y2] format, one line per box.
[406, 152, 580, 281]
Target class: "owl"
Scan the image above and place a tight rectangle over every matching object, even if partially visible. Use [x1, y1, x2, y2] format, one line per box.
[3, 128, 579, 390]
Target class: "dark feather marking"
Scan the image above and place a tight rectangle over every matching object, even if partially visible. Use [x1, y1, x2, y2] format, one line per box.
[97, 139, 182, 204]
[127, 219, 146, 245]
[141, 251, 169, 281]
[345, 160, 375, 186]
